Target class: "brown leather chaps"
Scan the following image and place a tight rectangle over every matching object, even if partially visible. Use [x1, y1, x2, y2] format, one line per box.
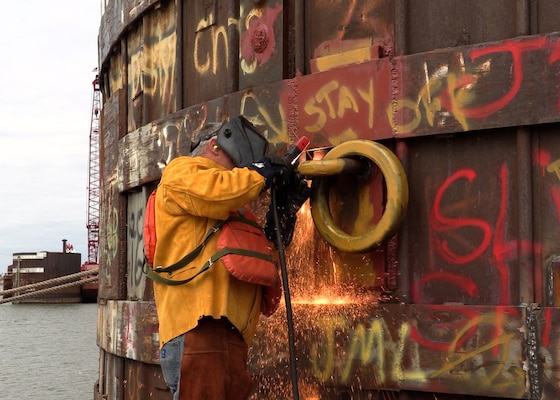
[179, 318, 254, 399]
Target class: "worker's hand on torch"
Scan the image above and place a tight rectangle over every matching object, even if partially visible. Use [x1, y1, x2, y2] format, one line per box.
[263, 172, 310, 247]
[248, 156, 292, 190]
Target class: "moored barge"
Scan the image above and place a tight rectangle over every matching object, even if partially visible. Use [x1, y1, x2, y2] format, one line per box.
[80, 262, 99, 303]
[2, 240, 83, 304]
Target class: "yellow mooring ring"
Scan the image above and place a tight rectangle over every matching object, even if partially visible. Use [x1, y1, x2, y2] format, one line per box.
[308, 140, 408, 253]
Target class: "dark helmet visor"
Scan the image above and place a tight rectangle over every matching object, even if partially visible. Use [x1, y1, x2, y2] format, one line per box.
[215, 116, 269, 167]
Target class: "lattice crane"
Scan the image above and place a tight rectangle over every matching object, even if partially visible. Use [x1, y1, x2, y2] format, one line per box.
[85, 74, 101, 265]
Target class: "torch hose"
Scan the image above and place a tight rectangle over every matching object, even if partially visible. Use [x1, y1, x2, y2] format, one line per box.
[271, 185, 300, 400]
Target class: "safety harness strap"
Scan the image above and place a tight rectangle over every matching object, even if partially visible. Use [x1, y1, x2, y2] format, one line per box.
[144, 263, 211, 286]
[152, 219, 227, 274]
[212, 247, 276, 264]
[144, 214, 271, 286]
[144, 247, 275, 286]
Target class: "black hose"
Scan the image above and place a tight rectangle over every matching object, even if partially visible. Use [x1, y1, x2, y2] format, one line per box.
[271, 185, 300, 400]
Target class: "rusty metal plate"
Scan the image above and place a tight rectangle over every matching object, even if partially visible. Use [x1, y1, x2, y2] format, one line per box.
[535, 0, 560, 34]
[239, 0, 285, 89]
[143, 0, 178, 122]
[249, 303, 536, 398]
[124, 358, 171, 400]
[404, 129, 526, 305]
[307, 0, 395, 72]
[406, 0, 517, 54]
[183, 0, 232, 106]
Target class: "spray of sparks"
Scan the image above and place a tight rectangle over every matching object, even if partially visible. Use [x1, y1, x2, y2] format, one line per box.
[248, 200, 385, 399]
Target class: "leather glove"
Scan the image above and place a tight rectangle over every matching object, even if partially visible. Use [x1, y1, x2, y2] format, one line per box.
[285, 173, 311, 214]
[248, 156, 292, 190]
[264, 172, 310, 247]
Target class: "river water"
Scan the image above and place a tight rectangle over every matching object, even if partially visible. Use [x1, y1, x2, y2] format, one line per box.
[0, 303, 98, 400]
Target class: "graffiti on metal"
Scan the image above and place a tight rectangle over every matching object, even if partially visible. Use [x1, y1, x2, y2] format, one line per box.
[118, 34, 560, 188]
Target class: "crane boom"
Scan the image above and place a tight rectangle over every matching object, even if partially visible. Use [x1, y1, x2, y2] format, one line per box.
[86, 75, 101, 264]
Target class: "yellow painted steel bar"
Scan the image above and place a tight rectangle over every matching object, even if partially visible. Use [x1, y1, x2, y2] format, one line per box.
[297, 158, 366, 177]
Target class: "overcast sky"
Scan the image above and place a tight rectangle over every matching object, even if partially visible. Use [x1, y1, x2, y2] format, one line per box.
[0, 2, 100, 274]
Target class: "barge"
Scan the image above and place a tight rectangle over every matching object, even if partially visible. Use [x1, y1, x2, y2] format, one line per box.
[80, 262, 99, 303]
[1, 240, 90, 304]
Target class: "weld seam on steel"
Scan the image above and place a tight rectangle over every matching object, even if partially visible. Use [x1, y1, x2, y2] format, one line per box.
[547, 255, 560, 307]
[546, 261, 554, 307]
[525, 304, 542, 400]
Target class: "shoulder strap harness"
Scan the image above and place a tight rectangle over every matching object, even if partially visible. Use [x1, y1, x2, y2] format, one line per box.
[144, 215, 275, 286]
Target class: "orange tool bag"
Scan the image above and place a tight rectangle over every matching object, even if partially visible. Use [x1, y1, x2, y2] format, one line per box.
[143, 189, 281, 316]
[143, 189, 158, 268]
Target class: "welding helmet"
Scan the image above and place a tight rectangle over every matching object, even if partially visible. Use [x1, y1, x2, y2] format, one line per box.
[215, 116, 269, 167]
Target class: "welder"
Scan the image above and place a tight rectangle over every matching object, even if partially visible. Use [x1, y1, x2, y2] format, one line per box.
[149, 115, 309, 400]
